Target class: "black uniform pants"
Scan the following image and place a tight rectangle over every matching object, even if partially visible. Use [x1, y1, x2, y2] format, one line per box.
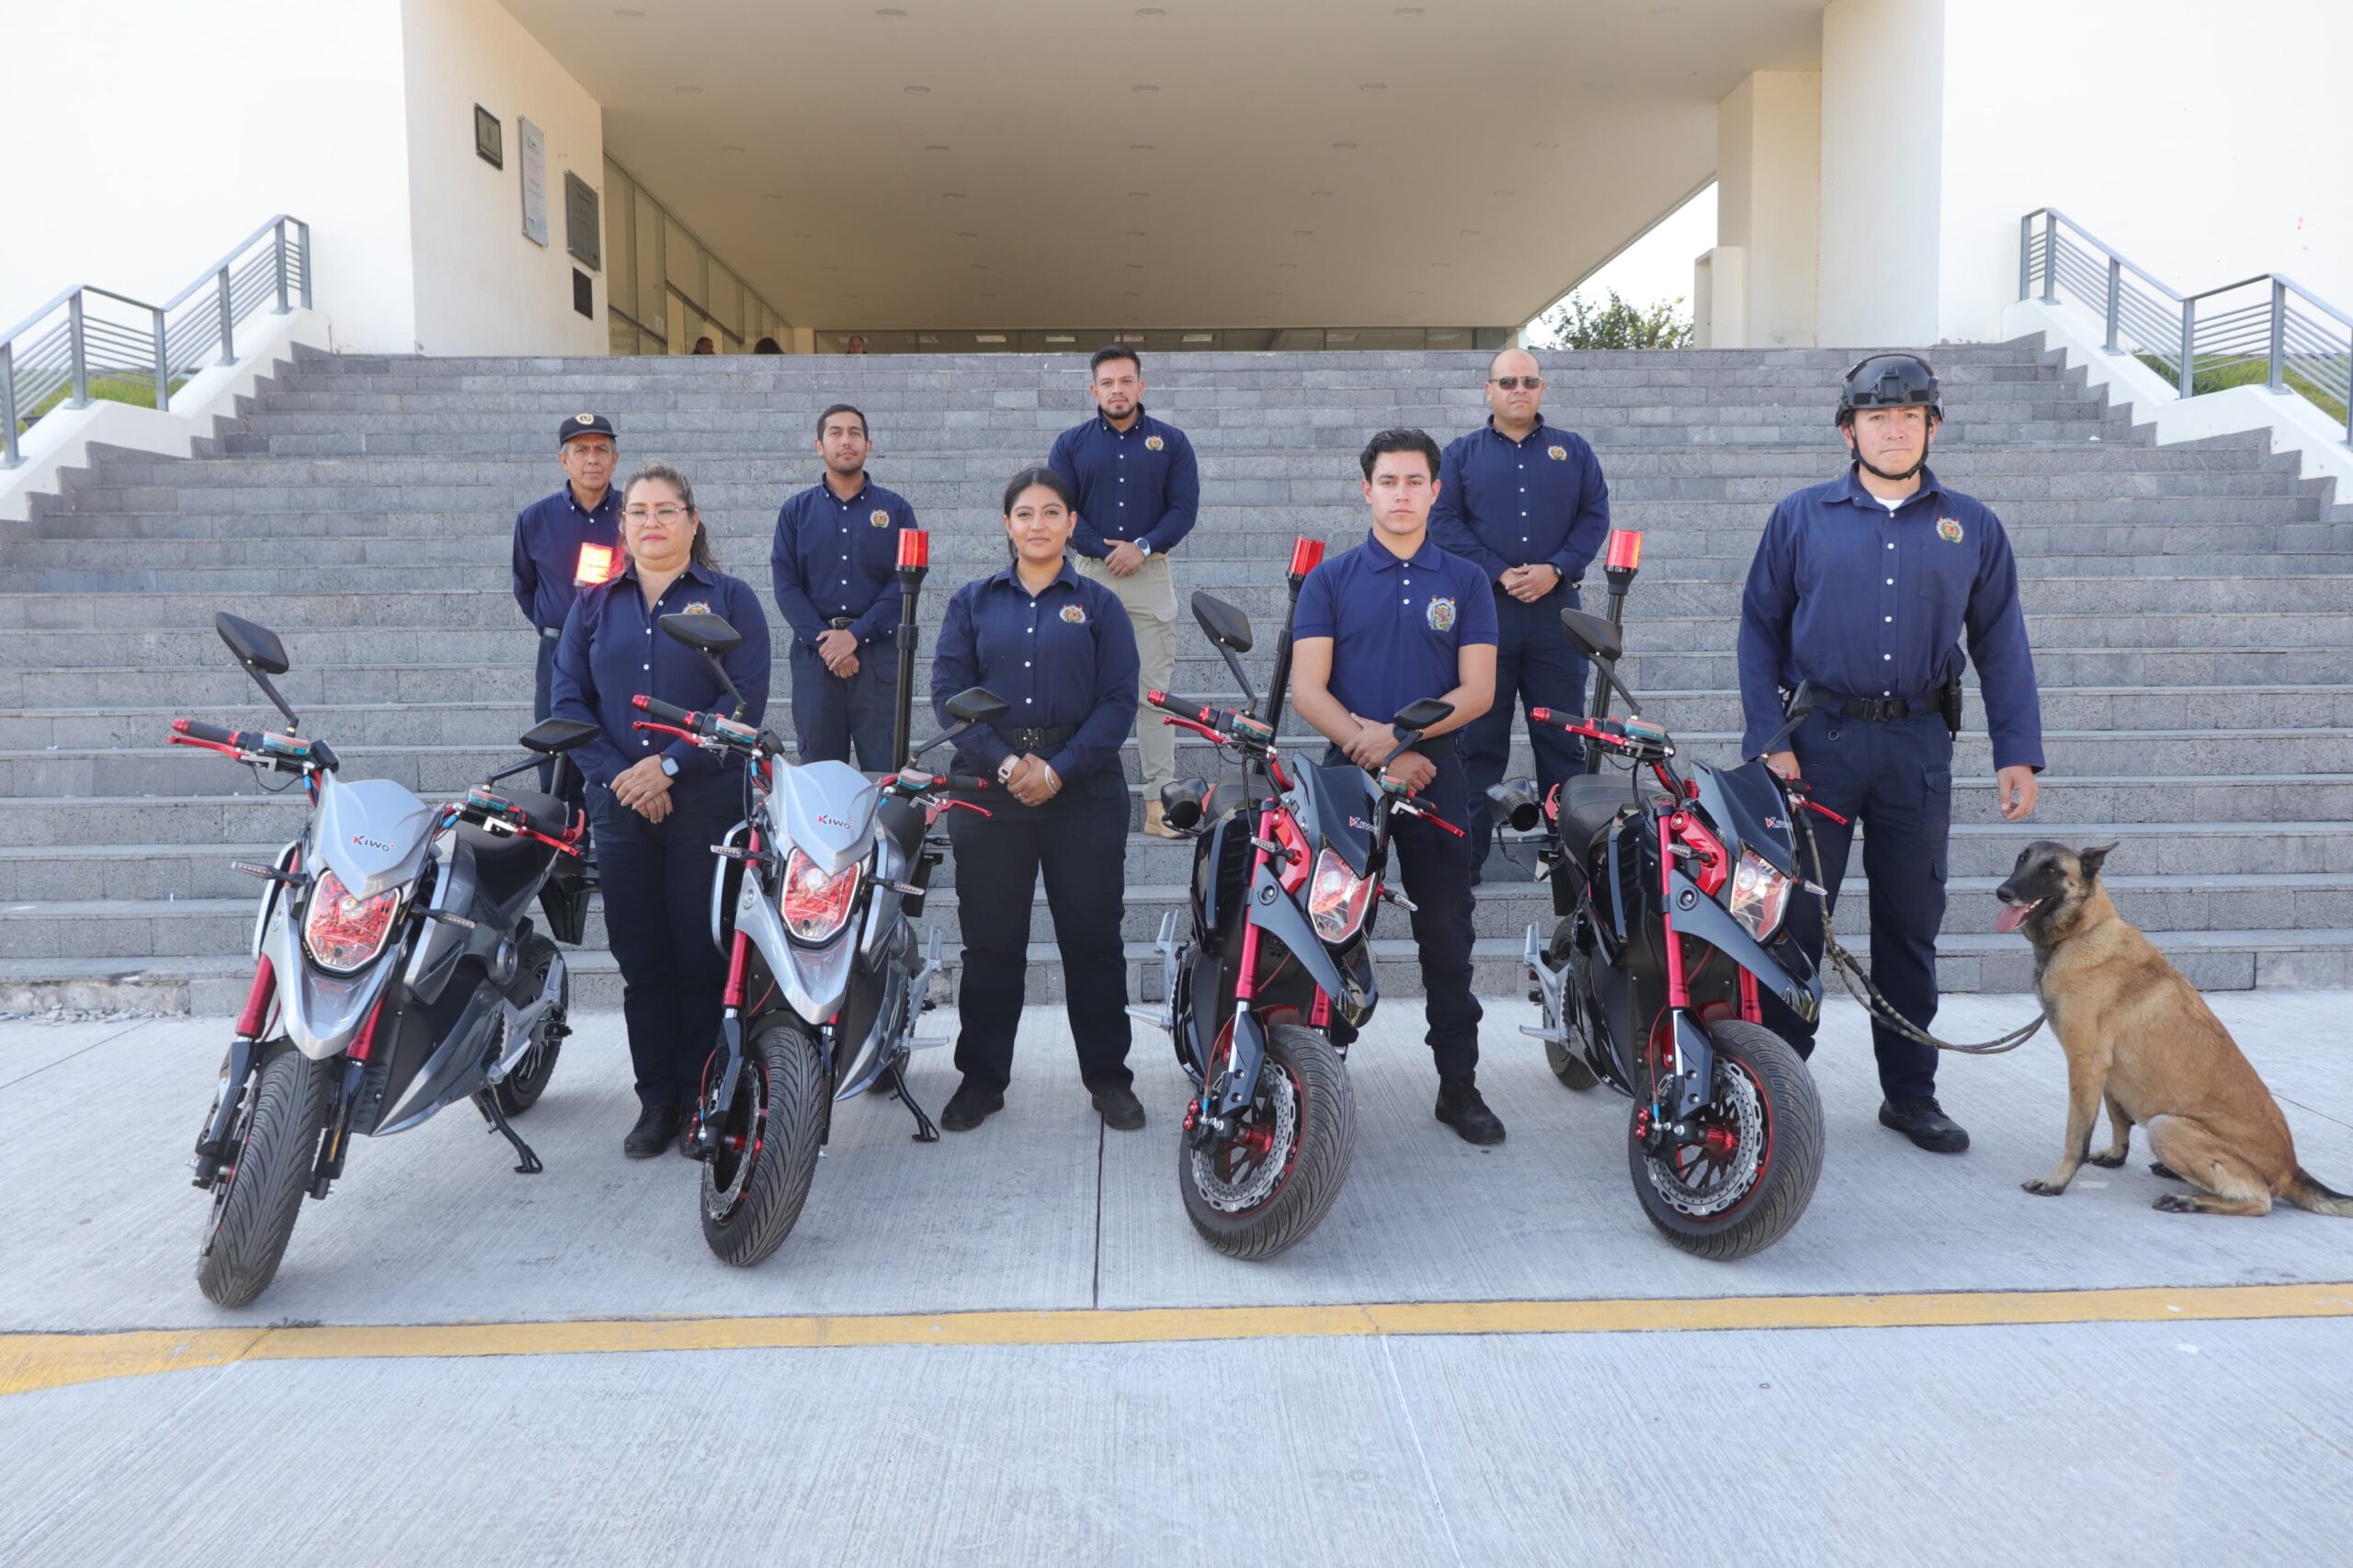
[590, 785, 739, 1110]
[1462, 583, 1589, 866]
[945, 777, 1132, 1095]
[533, 629, 592, 844]
[1765, 708, 1952, 1103]
[789, 637, 898, 770]
[1337, 748, 1485, 1078]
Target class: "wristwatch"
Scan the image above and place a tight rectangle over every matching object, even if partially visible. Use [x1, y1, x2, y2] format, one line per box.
[1136, 540, 1154, 559]
[996, 756, 1020, 784]
[660, 756, 680, 779]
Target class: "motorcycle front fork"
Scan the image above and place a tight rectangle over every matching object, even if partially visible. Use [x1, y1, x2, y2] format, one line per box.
[192, 956, 279, 1188]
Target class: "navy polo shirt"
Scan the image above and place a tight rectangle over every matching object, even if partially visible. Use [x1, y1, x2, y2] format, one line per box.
[1048, 407, 1200, 559]
[931, 561, 1140, 787]
[1294, 528, 1499, 725]
[511, 483, 623, 631]
[548, 559, 773, 803]
[1737, 465, 2044, 770]
[1429, 418, 1610, 586]
[770, 475, 915, 648]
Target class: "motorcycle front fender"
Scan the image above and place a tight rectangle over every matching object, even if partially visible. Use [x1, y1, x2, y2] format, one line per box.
[1665, 867, 1821, 1022]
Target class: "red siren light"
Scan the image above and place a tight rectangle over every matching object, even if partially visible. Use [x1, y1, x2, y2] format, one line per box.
[1606, 529, 1643, 573]
[1288, 537, 1326, 578]
[897, 528, 929, 570]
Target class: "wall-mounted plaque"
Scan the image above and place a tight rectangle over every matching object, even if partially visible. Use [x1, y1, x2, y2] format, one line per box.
[574, 267, 595, 319]
[519, 117, 548, 246]
[474, 105, 502, 168]
[564, 171, 601, 269]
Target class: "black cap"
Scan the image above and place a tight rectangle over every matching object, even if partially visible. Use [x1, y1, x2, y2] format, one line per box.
[559, 412, 617, 448]
[1837, 354, 1940, 424]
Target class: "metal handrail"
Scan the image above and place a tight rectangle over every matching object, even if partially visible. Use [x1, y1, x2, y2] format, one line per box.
[2, 215, 311, 469]
[2020, 207, 2352, 447]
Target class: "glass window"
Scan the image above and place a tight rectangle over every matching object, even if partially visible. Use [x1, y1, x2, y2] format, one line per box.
[603, 160, 635, 314]
[634, 197, 665, 341]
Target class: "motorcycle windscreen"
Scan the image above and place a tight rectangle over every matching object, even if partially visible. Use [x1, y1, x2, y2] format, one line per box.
[1699, 759, 1799, 878]
[1295, 763, 1379, 876]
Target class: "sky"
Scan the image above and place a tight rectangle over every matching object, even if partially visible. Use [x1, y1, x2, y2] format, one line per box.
[1529, 181, 1718, 326]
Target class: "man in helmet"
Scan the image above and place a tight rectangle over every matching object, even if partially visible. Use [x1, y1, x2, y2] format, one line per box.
[1736, 354, 2045, 1154]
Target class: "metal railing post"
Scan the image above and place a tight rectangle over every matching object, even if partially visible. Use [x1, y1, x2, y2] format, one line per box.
[2266, 279, 2286, 392]
[297, 222, 313, 309]
[2018, 213, 2033, 301]
[2104, 257, 2121, 352]
[152, 307, 170, 411]
[1, 340, 18, 469]
[217, 267, 235, 365]
[273, 220, 290, 314]
[67, 292, 90, 407]
[2177, 300, 2197, 397]
[2040, 216, 2059, 304]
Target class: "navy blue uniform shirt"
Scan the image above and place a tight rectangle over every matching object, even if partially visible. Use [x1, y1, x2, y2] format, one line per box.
[1294, 529, 1499, 726]
[1738, 464, 2044, 770]
[511, 483, 623, 631]
[550, 559, 773, 803]
[1047, 408, 1200, 559]
[769, 476, 916, 649]
[1429, 419, 1610, 585]
[932, 561, 1141, 786]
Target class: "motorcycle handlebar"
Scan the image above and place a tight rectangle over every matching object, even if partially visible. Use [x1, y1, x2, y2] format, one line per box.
[172, 717, 248, 748]
[631, 694, 698, 729]
[940, 773, 993, 793]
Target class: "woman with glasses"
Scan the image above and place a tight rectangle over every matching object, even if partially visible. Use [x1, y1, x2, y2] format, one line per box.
[551, 462, 771, 1158]
[929, 466, 1145, 1135]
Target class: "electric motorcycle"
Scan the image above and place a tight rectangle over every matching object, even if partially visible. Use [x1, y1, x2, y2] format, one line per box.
[172, 613, 596, 1306]
[1490, 574, 1829, 1260]
[1132, 539, 1459, 1260]
[631, 608, 1002, 1267]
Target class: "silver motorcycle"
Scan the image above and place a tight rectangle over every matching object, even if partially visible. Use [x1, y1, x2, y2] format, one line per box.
[630, 610, 1004, 1266]
[173, 613, 597, 1307]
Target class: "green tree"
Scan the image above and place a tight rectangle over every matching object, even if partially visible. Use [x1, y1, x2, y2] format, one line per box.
[1533, 290, 1694, 350]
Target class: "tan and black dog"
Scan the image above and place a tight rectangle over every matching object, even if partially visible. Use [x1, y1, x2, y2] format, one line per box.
[1994, 840, 2353, 1217]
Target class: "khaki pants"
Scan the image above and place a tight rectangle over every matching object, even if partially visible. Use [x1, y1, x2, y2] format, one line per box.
[1074, 551, 1179, 791]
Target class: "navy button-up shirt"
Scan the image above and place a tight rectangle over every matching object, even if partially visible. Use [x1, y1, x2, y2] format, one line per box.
[1048, 407, 1200, 559]
[549, 559, 773, 804]
[931, 561, 1140, 788]
[1738, 465, 2044, 770]
[1429, 418, 1610, 586]
[1294, 529, 1499, 724]
[769, 476, 916, 650]
[511, 483, 623, 631]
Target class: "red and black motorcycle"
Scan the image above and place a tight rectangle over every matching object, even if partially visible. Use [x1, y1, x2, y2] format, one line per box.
[1489, 531, 1829, 1259]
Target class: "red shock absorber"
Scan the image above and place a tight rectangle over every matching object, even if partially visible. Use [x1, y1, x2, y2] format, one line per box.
[234, 955, 277, 1040]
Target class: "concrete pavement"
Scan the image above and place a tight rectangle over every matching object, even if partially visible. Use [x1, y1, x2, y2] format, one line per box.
[4, 993, 2350, 1564]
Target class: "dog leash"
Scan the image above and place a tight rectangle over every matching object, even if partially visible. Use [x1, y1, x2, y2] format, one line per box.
[1789, 801, 2045, 1056]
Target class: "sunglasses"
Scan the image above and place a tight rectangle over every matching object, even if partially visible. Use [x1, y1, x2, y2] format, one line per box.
[1489, 376, 1543, 392]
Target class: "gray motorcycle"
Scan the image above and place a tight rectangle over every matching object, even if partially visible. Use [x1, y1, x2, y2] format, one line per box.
[631, 610, 1003, 1267]
[173, 613, 597, 1307]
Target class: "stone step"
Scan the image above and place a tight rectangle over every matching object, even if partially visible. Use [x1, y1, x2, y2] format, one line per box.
[6, 812, 2346, 903]
[14, 682, 2350, 748]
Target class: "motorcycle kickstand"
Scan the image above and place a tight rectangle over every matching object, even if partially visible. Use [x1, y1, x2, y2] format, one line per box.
[883, 1057, 940, 1143]
[472, 1089, 544, 1175]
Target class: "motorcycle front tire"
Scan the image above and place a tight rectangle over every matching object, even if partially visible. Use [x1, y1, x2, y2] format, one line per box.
[196, 1041, 330, 1308]
[699, 1015, 828, 1267]
[1629, 1017, 1823, 1262]
[1178, 1023, 1356, 1262]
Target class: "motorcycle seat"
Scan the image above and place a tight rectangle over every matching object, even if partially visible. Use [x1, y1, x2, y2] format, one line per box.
[1557, 774, 1666, 852]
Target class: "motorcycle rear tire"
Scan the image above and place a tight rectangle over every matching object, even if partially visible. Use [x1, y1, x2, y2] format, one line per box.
[1542, 919, 1600, 1091]
[1179, 1023, 1356, 1261]
[493, 934, 565, 1117]
[699, 1016, 827, 1267]
[1629, 1018, 1822, 1262]
[196, 1042, 329, 1308]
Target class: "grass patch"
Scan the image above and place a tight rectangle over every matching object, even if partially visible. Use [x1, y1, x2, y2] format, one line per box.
[14, 374, 191, 435]
[2132, 352, 2349, 426]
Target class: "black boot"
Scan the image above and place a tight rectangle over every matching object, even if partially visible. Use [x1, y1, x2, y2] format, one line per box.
[623, 1103, 686, 1159]
[1091, 1084, 1147, 1131]
[1435, 1075, 1505, 1145]
[1880, 1096, 1970, 1153]
[940, 1079, 1006, 1132]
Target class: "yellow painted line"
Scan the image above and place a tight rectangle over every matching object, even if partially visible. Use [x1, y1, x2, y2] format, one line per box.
[6, 1282, 2350, 1400]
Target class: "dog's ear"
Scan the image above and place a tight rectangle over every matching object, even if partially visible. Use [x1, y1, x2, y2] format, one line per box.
[2077, 843, 2119, 882]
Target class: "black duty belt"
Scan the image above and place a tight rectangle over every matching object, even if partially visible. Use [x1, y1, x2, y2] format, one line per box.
[1820, 691, 1939, 722]
[997, 722, 1079, 753]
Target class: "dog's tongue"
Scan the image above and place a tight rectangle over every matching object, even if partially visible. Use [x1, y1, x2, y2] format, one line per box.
[1995, 902, 2033, 935]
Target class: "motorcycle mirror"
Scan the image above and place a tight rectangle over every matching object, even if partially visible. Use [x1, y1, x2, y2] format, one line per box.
[1158, 778, 1209, 833]
[1190, 592, 1254, 653]
[659, 612, 742, 656]
[946, 687, 1012, 725]
[1485, 778, 1542, 833]
[1754, 681, 1816, 761]
[1557, 607, 1623, 665]
[215, 612, 290, 676]
[520, 718, 599, 755]
[1391, 698, 1453, 734]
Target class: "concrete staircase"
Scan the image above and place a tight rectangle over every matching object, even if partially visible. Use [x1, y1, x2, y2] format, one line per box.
[4, 342, 2348, 1013]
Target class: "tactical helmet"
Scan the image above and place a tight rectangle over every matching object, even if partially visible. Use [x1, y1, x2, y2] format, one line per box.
[1836, 353, 1941, 425]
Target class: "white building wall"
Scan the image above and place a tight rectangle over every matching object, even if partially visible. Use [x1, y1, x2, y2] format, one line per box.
[399, 0, 605, 356]
[0, 0, 420, 352]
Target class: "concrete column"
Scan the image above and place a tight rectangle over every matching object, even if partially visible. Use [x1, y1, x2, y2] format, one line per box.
[1710, 71, 1819, 348]
[1817, 0, 1946, 348]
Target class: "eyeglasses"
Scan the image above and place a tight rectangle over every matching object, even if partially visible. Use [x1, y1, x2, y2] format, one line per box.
[623, 505, 689, 522]
[1489, 376, 1543, 392]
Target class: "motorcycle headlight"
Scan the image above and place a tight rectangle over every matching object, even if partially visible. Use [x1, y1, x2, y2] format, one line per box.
[1728, 849, 1791, 943]
[302, 869, 404, 973]
[1307, 846, 1376, 944]
[779, 848, 861, 942]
